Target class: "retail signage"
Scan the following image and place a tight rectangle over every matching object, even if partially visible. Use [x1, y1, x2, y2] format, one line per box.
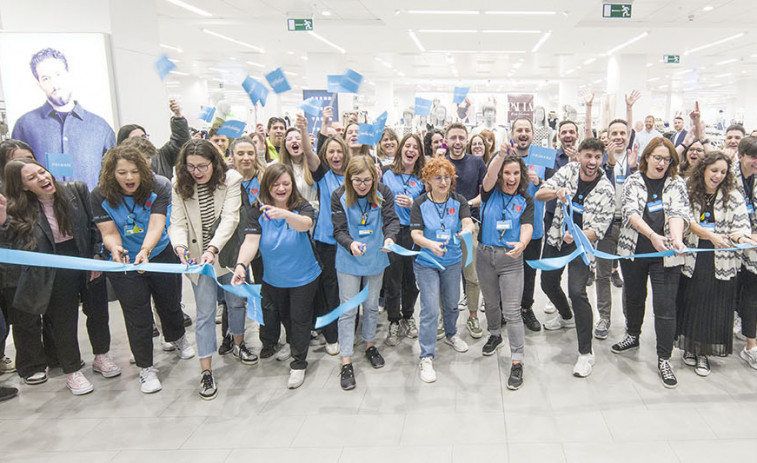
[602, 4, 632, 18]
[288, 18, 313, 31]
[663, 55, 681, 64]
[507, 94, 534, 123]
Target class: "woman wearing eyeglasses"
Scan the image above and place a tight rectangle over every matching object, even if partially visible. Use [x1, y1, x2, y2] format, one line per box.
[332, 156, 399, 391]
[91, 144, 194, 394]
[168, 139, 242, 400]
[411, 157, 474, 382]
[679, 140, 706, 177]
[611, 137, 689, 389]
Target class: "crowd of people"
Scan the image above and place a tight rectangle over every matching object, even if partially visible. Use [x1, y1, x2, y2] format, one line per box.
[1, 85, 757, 403]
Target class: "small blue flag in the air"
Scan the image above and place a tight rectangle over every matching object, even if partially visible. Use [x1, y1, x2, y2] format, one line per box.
[198, 106, 216, 123]
[217, 120, 246, 139]
[154, 54, 176, 81]
[265, 68, 291, 94]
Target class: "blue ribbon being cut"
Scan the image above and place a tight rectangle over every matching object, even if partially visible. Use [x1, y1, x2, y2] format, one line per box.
[382, 243, 445, 270]
[315, 284, 369, 329]
[0, 248, 264, 325]
[527, 197, 757, 271]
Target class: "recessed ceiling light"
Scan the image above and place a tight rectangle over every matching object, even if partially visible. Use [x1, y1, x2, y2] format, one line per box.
[307, 31, 346, 54]
[418, 29, 477, 33]
[322, 10, 332, 16]
[160, 43, 183, 53]
[485, 10, 556, 15]
[169, 70, 189, 76]
[165, 0, 212, 17]
[603, 32, 649, 56]
[408, 31, 426, 52]
[246, 61, 264, 68]
[715, 58, 739, 66]
[684, 32, 744, 55]
[703, 5, 714, 11]
[407, 10, 479, 14]
[531, 31, 552, 53]
[202, 29, 264, 52]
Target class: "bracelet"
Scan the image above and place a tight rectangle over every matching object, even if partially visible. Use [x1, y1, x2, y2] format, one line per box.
[235, 262, 247, 271]
[205, 246, 218, 256]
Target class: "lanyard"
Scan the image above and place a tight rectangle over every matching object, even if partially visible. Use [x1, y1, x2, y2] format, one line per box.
[500, 192, 516, 220]
[401, 174, 413, 194]
[358, 197, 371, 225]
[124, 197, 138, 225]
[433, 197, 449, 230]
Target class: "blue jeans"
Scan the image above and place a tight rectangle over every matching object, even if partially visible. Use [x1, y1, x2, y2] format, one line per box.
[337, 271, 384, 358]
[191, 273, 246, 359]
[415, 260, 463, 359]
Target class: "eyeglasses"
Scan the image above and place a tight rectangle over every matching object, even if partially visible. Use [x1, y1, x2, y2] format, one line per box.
[351, 177, 373, 186]
[186, 163, 211, 173]
[688, 148, 705, 154]
[650, 154, 672, 165]
[432, 175, 452, 183]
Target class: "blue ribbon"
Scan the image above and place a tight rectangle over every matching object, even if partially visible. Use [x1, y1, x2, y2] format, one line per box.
[382, 243, 445, 270]
[527, 197, 757, 271]
[460, 230, 473, 267]
[315, 284, 369, 329]
[0, 248, 264, 325]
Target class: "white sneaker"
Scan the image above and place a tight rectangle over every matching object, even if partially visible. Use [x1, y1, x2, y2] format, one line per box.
[0, 355, 16, 373]
[740, 346, 757, 370]
[573, 353, 595, 378]
[444, 334, 469, 353]
[543, 315, 576, 331]
[139, 367, 162, 394]
[276, 344, 292, 361]
[419, 357, 437, 383]
[325, 342, 339, 356]
[544, 301, 557, 314]
[215, 303, 225, 324]
[66, 371, 94, 396]
[287, 368, 305, 389]
[458, 294, 468, 311]
[92, 353, 121, 378]
[129, 355, 136, 365]
[162, 338, 176, 352]
[171, 335, 196, 360]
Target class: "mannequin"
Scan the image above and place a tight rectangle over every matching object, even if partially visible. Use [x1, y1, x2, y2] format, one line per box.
[432, 105, 448, 129]
[532, 105, 553, 148]
[471, 102, 506, 150]
[401, 107, 414, 136]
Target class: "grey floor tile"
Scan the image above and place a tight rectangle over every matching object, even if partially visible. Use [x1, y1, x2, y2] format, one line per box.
[112, 449, 231, 463]
[401, 413, 506, 445]
[291, 414, 405, 448]
[340, 445, 452, 463]
[563, 441, 679, 463]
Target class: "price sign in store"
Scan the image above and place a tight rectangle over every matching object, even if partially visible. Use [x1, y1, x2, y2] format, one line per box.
[602, 4, 632, 18]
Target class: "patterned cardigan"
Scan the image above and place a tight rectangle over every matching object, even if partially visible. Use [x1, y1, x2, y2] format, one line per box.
[732, 161, 757, 274]
[541, 162, 615, 256]
[617, 171, 690, 267]
[682, 187, 751, 280]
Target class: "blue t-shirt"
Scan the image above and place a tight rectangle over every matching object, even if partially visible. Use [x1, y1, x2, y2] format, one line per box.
[381, 169, 424, 226]
[479, 187, 535, 247]
[91, 175, 172, 258]
[241, 176, 260, 206]
[334, 190, 390, 276]
[410, 192, 471, 267]
[312, 165, 344, 245]
[245, 200, 321, 288]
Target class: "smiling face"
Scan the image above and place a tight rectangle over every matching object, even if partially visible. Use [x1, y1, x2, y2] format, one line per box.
[704, 159, 728, 194]
[430, 133, 444, 153]
[428, 170, 453, 196]
[345, 123, 360, 149]
[608, 122, 629, 153]
[644, 116, 655, 132]
[558, 123, 577, 149]
[725, 129, 744, 150]
[232, 141, 257, 175]
[512, 120, 533, 151]
[500, 161, 522, 195]
[673, 118, 684, 132]
[269, 172, 293, 206]
[325, 140, 345, 174]
[645, 145, 672, 179]
[470, 135, 486, 158]
[351, 169, 373, 196]
[185, 154, 214, 184]
[284, 130, 302, 158]
[446, 128, 467, 159]
[20, 163, 56, 198]
[739, 153, 757, 177]
[114, 158, 141, 195]
[400, 137, 420, 171]
[686, 141, 705, 167]
[579, 148, 603, 181]
[380, 133, 398, 158]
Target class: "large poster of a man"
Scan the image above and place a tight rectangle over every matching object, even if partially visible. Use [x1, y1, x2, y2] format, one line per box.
[0, 33, 117, 189]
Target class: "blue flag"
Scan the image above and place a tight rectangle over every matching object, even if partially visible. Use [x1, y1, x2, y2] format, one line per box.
[372, 111, 388, 145]
[217, 120, 246, 138]
[327, 75, 343, 93]
[526, 145, 558, 169]
[198, 106, 216, 123]
[153, 54, 176, 81]
[299, 97, 324, 117]
[341, 69, 363, 93]
[453, 86, 470, 104]
[242, 76, 269, 106]
[265, 67, 291, 94]
[357, 123, 375, 145]
[414, 97, 432, 116]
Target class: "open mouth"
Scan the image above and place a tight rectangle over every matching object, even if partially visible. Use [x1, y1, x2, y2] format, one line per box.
[291, 142, 301, 153]
[656, 166, 665, 174]
[504, 180, 518, 191]
[124, 182, 137, 190]
[404, 153, 416, 162]
[41, 180, 53, 191]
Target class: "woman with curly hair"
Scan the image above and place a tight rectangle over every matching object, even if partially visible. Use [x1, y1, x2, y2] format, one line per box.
[676, 152, 754, 376]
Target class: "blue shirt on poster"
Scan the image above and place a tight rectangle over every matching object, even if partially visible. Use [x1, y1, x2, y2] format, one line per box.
[381, 169, 424, 226]
[12, 101, 115, 190]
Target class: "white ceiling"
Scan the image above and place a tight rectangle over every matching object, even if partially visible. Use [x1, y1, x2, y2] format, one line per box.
[156, 0, 757, 108]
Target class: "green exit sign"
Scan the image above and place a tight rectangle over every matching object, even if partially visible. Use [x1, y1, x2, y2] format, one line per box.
[287, 18, 313, 31]
[602, 4, 632, 18]
[663, 54, 680, 64]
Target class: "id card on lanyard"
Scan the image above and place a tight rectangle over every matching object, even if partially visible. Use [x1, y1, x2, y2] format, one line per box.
[358, 199, 374, 236]
[647, 200, 663, 213]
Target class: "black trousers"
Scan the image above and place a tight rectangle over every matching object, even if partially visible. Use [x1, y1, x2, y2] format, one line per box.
[621, 257, 680, 359]
[314, 241, 339, 344]
[80, 275, 111, 355]
[541, 243, 593, 354]
[738, 266, 757, 339]
[108, 247, 184, 368]
[383, 226, 419, 322]
[262, 277, 319, 370]
[12, 239, 84, 376]
[521, 237, 542, 311]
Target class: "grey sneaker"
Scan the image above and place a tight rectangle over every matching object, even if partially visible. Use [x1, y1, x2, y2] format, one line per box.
[740, 346, 757, 370]
[594, 318, 610, 340]
[199, 369, 217, 400]
[386, 322, 400, 346]
[233, 342, 258, 365]
[437, 317, 445, 340]
[466, 316, 483, 339]
[507, 363, 524, 390]
[458, 293, 468, 311]
[695, 355, 710, 377]
[658, 358, 678, 389]
[400, 318, 419, 338]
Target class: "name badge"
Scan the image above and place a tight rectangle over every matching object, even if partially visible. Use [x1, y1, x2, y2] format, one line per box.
[616, 174, 626, 185]
[747, 203, 755, 215]
[647, 200, 663, 213]
[125, 224, 144, 235]
[496, 220, 513, 231]
[571, 202, 584, 214]
[699, 221, 715, 231]
[357, 225, 373, 236]
[436, 230, 451, 241]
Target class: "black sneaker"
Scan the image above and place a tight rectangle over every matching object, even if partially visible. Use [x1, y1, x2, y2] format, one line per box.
[658, 358, 678, 388]
[611, 334, 639, 354]
[340, 363, 356, 390]
[259, 344, 276, 359]
[199, 369, 217, 400]
[482, 335, 504, 356]
[218, 334, 234, 355]
[182, 310, 193, 327]
[152, 322, 160, 338]
[521, 308, 542, 332]
[365, 346, 385, 369]
[0, 386, 18, 402]
[586, 270, 595, 286]
[507, 363, 523, 390]
[611, 271, 624, 288]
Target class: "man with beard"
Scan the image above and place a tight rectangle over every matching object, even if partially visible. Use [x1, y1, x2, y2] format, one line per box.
[535, 138, 615, 377]
[12, 47, 115, 190]
[543, 121, 580, 233]
[445, 123, 487, 339]
[634, 115, 661, 157]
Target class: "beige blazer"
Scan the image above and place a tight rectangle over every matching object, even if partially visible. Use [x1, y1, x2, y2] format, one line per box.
[168, 169, 242, 283]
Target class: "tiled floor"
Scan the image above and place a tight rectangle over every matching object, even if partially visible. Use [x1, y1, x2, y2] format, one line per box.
[2, 278, 756, 462]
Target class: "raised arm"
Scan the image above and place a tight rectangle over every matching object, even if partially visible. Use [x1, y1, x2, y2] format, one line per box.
[582, 90, 594, 139]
